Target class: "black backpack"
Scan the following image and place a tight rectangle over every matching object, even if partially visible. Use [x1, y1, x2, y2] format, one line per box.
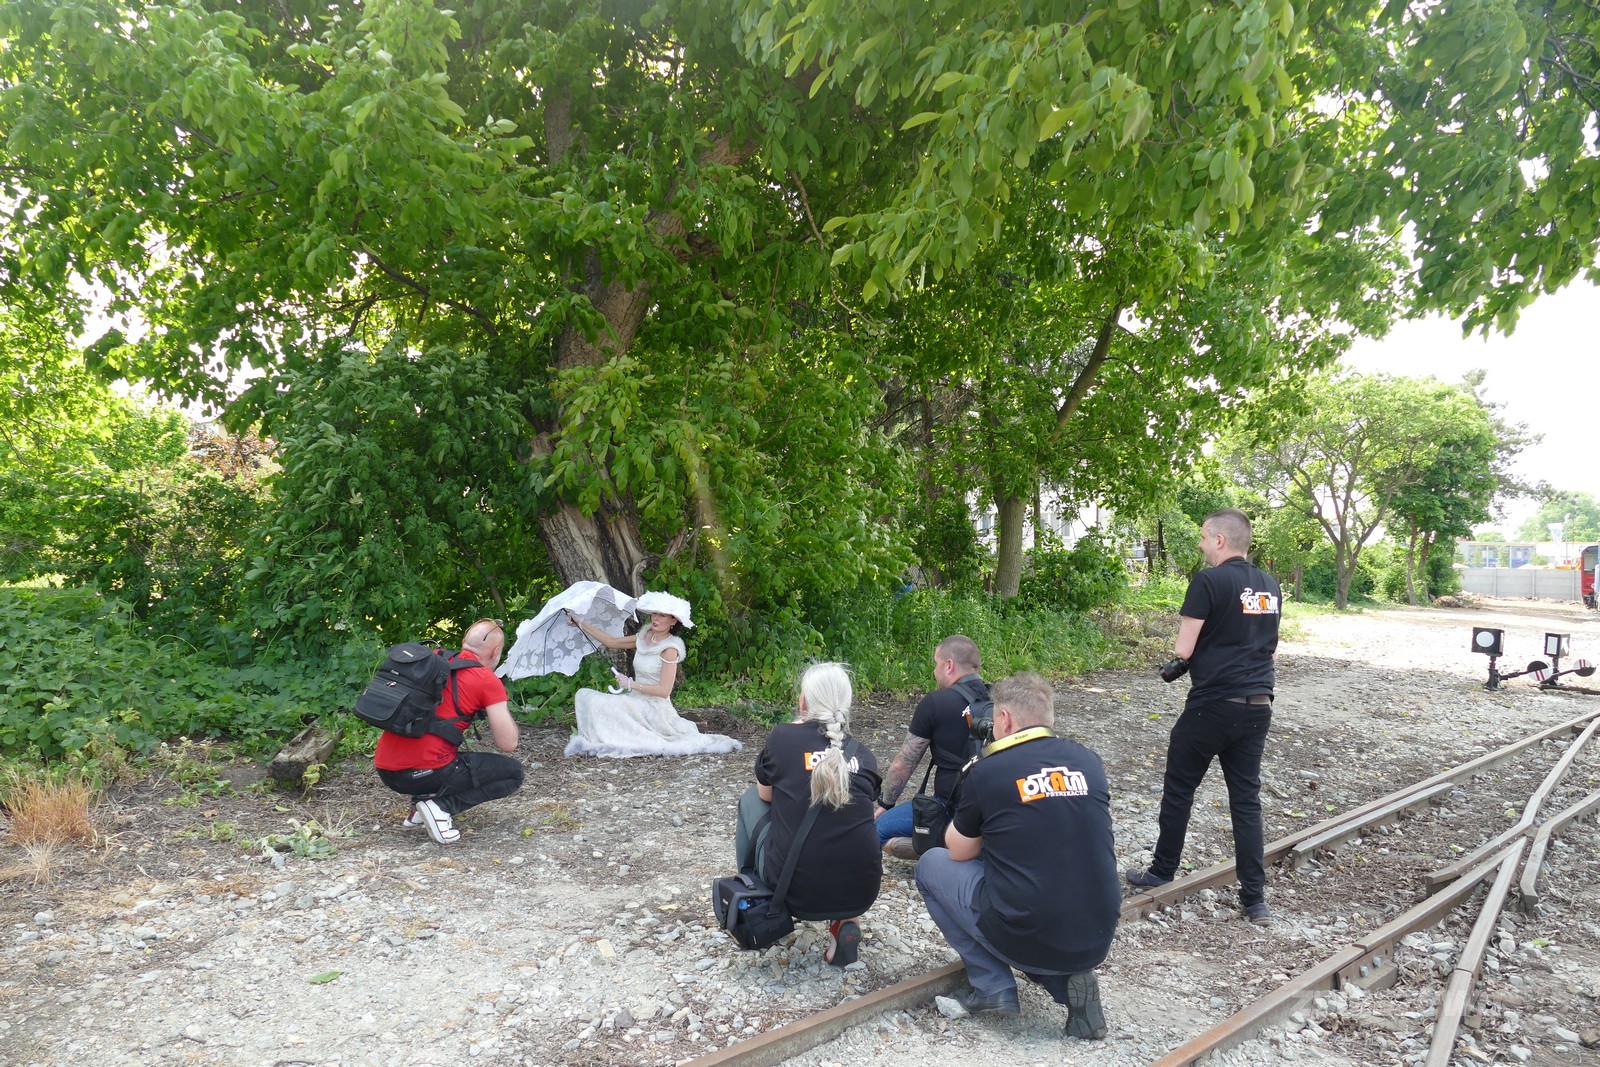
[353, 643, 480, 745]
[951, 676, 994, 761]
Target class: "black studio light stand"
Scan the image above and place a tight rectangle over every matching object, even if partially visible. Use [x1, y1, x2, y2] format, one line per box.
[1471, 627, 1549, 691]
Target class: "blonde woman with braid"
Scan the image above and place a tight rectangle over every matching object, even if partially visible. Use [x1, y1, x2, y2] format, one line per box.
[733, 663, 883, 966]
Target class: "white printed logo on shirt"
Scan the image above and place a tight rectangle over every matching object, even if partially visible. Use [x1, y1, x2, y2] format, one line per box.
[1014, 765, 1090, 803]
[1239, 587, 1280, 615]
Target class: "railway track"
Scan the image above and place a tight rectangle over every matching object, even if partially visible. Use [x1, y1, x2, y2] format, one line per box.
[682, 708, 1600, 1067]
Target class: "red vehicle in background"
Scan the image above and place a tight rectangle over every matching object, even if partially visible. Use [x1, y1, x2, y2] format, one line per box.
[1582, 544, 1598, 609]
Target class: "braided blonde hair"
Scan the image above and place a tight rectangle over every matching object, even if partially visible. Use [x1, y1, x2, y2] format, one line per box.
[800, 662, 855, 810]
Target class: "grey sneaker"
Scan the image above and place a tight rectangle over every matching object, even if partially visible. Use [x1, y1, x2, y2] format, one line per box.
[950, 984, 1021, 1016]
[1124, 866, 1173, 889]
[1063, 970, 1108, 1040]
[1242, 902, 1272, 925]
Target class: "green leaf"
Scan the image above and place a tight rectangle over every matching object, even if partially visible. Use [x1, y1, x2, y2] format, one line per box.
[308, 970, 342, 984]
[1037, 108, 1071, 142]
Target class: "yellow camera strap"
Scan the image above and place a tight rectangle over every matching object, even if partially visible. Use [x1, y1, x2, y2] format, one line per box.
[981, 725, 1055, 757]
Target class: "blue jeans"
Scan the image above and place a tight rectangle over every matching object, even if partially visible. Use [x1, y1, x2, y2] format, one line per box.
[876, 799, 912, 845]
[1150, 697, 1272, 906]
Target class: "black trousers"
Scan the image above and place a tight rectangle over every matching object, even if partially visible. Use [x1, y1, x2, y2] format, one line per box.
[377, 751, 524, 817]
[1149, 697, 1271, 905]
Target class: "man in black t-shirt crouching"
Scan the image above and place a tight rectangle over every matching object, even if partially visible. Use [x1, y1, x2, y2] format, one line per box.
[873, 635, 988, 860]
[1125, 508, 1282, 925]
[915, 673, 1119, 1040]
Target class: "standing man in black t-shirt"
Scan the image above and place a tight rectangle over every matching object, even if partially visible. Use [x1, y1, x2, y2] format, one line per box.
[915, 673, 1119, 1040]
[1126, 508, 1282, 925]
[873, 635, 988, 861]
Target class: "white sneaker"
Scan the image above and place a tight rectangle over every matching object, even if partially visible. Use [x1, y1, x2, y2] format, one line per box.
[414, 799, 460, 844]
[401, 806, 426, 830]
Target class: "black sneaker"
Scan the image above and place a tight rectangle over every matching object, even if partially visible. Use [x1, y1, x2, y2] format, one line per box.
[1124, 866, 1173, 889]
[1063, 971, 1108, 1040]
[949, 984, 1021, 1016]
[1242, 902, 1272, 925]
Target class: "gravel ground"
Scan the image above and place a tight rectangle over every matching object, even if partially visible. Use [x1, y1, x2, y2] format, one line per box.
[4, 597, 1600, 1067]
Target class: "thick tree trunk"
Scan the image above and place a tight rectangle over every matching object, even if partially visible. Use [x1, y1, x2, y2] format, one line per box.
[533, 106, 750, 588]
[1334, 539, 1358, 610]
[538, 500, 650, 594]
[526, 435, 650, 591]
[993, 492, 1028, 599]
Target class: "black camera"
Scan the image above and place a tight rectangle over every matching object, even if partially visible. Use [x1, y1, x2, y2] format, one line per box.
[1158, 657, 1190, 683]
[967, 710, 994, 744]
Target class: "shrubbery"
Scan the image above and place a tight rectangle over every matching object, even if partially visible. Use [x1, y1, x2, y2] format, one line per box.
[0, 586, 374, 761]
[1016, 530, 1130, 613]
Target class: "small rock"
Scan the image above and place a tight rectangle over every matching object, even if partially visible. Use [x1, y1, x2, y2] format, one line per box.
[935, 995, 967, 1019]
[33, 911, 55, 925]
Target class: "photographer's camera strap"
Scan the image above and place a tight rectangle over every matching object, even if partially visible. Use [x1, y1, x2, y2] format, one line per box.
[981, 726, 1055, 758]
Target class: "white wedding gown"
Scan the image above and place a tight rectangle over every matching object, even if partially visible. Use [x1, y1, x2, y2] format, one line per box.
[564, 632, 741, 758]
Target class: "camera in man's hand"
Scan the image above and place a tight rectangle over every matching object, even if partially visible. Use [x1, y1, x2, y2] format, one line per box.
[1158, 657, 1191, 683]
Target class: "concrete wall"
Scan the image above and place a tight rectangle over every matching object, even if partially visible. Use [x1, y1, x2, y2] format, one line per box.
[1458, 568, 1581, 601]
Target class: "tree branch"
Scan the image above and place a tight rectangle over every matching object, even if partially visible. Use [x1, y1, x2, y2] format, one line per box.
[1055, 303, 1122, 431]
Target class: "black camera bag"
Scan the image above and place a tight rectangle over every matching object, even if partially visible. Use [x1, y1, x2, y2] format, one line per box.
[909, 761, 948, 856]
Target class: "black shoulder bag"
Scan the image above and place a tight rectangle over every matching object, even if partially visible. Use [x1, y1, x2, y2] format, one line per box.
[711, 740, 858, 950]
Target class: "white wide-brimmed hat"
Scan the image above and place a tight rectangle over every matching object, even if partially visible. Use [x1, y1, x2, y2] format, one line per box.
[633, 591, 694, 628]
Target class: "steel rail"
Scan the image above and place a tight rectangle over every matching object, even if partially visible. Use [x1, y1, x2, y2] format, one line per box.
[683, 710, 1600, 1067]
[1286, 781, 1454, 869]
[678, 963, 963, 1067]
[1425, 715, 1600, 890]
[1128, 707, 1600, 915]
[1425, 839, 1528, 1067]
[1148, 844, 1522, 1067]
[1518, 786, 1600, 913]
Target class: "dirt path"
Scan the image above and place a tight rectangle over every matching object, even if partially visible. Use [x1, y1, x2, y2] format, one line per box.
[4, 598, 1599, 1067]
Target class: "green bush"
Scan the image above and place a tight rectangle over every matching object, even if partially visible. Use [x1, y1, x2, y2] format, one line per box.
[1016, 530, 1130, 613]
[0, 586, 374, 760]
[1377, 543, 1463, 602]
[1301, 541, 1383, 602]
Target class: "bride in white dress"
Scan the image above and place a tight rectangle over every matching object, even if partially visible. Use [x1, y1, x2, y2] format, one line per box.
[564, 592, 741, 758]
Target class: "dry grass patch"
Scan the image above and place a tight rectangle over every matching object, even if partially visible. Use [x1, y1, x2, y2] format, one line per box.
[3, 771, 99, 846]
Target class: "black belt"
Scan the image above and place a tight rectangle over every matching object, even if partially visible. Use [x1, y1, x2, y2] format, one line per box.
[1228, 694, 1273, 706]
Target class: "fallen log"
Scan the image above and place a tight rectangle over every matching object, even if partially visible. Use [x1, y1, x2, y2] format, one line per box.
[268, 725, 340, 785]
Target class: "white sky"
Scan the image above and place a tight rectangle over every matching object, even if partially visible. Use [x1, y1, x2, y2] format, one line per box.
[1341, 278, 1598, 536]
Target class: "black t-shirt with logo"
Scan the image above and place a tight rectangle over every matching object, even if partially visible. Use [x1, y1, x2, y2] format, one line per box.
[755, 721, 883, 918]
[908, 675, 988, 799]
[950, 730, 1119, 973]
[1180, 556, 1282, 707]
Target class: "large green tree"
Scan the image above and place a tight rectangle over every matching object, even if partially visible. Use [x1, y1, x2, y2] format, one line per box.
[4, 0, 1597, 626]
[1387, 373, 1534, 604]
[1231, 373, 1508, 608]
